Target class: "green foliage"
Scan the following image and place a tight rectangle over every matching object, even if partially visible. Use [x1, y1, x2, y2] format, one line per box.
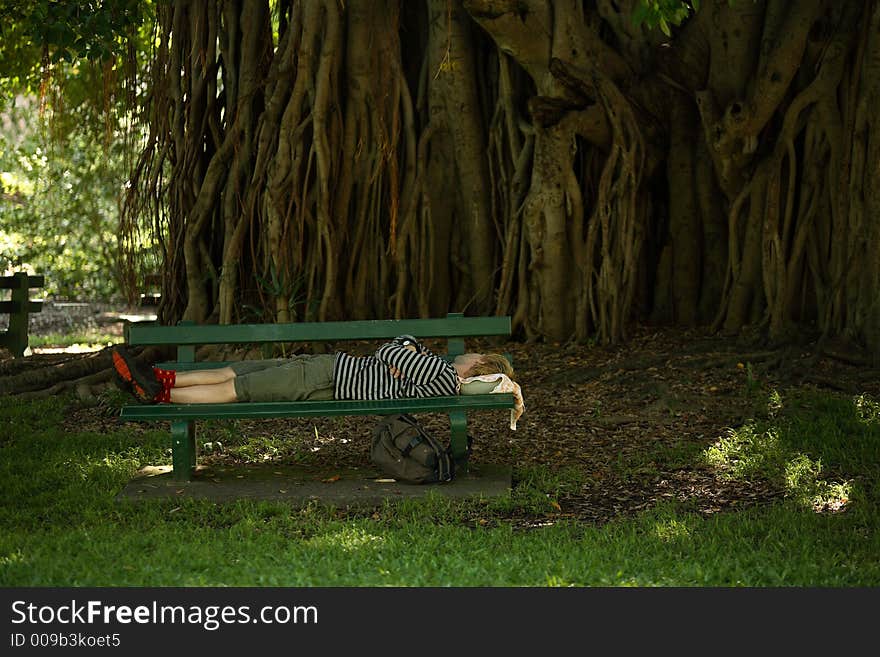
[243, 265, 311, 322]
[632, 0, 699, 35]
[0, 0, 143, 93]
[0, 1, 155, 300]
[632, 0, 757, 35]
[0, 98, 132, 299]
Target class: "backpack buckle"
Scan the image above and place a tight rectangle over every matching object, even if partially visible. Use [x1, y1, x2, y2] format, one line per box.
[401, 435, 422, 456]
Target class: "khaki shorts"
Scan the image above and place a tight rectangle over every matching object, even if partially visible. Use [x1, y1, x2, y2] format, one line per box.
[231, 354, 336, 402]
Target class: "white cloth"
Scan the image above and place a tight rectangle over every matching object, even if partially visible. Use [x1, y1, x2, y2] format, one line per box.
[459, 373, 525, 430]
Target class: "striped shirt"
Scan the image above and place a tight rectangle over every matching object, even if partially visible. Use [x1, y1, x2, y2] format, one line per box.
[333, 335, 460, 400]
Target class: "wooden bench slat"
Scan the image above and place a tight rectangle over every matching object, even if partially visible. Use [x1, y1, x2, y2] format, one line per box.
[127, 316, 511, 345]
[120, 394, 516, 421]
[0, 275, 44, 289]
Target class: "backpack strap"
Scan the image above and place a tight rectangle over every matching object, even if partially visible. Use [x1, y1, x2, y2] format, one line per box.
[401, 435, 423, 456]
[419, 430, 453, 482]
[397, 414, 424, 456]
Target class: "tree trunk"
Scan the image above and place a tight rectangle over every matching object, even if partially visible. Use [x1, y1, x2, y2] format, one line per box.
[667, 92, 701, 326]
[118, 0, 880, 360]
[425, 0, 496, 314]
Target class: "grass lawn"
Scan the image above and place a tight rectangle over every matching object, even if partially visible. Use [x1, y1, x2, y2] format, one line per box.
[1, 388, 878, 587]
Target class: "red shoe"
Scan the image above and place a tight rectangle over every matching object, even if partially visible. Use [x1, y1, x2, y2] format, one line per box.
[112, 346, 161, 403]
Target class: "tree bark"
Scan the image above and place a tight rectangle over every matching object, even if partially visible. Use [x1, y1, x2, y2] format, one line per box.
[425, 0, 496, 314]
[117, 0, 880, 361]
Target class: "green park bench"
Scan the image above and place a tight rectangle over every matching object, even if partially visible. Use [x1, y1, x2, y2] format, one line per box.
[119, 313, 516, 481]
[0, 272, 44, 358]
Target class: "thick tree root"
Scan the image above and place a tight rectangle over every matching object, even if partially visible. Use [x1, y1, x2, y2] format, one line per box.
[12, 368, 117, 401]
[0, 345, 165, 397]
[0, 349, 115, 396]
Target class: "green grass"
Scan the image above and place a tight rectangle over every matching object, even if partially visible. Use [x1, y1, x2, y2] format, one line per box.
[28, 330, 122, 349]
[0, 389, 878, 586]
[705, 388, 880, 510]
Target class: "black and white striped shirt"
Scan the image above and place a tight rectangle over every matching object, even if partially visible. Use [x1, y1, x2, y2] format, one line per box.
[333, 335, 460, 400]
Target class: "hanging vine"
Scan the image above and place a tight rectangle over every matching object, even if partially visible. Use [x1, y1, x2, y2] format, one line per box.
[119, 0, 880, 359]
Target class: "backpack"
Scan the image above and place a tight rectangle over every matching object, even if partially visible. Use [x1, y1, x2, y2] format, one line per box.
[370, 413, 456, 484]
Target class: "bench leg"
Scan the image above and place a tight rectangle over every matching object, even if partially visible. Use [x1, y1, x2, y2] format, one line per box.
[449, 411, 469, 475]
[171, 421, 196, 481]
[8, 273, 30, 358]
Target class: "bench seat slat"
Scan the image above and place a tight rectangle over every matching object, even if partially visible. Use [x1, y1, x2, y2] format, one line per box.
[128, 316, 511, 346]
[120, 394, 516, 421]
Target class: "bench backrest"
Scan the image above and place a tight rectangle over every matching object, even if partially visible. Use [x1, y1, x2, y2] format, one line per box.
[0, 274, 44, 314]
[0, 273, 44, 358]
[127, 314, 511, 358]
[0, 274, 44, 291]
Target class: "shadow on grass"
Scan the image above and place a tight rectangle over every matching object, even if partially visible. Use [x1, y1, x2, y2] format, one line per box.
[1, 389, 878, 586]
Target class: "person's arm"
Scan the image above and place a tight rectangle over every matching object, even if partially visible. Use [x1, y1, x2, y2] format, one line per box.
[374, 336, 452, 385]
[385, 334, 422, 353]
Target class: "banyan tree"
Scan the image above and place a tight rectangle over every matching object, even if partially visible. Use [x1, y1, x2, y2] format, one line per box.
[122, 0, 880, 356]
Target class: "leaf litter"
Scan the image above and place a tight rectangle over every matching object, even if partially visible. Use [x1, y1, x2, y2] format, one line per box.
[30, 325, 880, 526]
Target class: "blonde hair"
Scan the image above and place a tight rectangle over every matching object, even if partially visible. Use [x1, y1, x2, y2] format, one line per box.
[468, 354, 514, 379]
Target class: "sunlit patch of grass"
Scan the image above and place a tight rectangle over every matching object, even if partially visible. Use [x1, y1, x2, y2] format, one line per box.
[29, 330, 121, 350]
[705, 423, 788, 479]
[653, 517, 692, 543]
[784, 454, 852, 513]
[305, 526, 384, 552]
[704, 389, 876, 513]
[705, 426, 849, 511]
[64, 448, 152, 489]
[0, 550, 26, 567]
[855, 394, 880, 425]
[226, 436, 283, 462]
[767, 388, 783, 417]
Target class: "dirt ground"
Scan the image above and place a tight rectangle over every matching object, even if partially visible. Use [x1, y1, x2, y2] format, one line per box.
[4, 312, 879, 526]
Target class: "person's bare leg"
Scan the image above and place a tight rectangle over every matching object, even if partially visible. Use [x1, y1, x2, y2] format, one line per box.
[169, 379, 238, 403]
[173, 367, 236, 387]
